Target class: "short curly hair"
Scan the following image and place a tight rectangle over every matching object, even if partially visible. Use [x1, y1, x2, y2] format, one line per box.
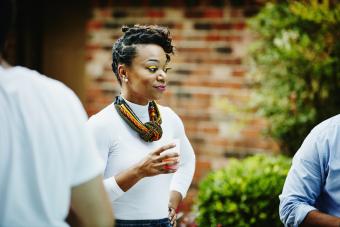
[112, 25, 174, 85]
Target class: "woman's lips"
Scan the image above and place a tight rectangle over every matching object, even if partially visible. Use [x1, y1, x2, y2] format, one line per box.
[154, 85, 167, 92]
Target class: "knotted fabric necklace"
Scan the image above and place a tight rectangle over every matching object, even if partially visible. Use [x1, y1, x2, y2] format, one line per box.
[114, 96, 163, 142]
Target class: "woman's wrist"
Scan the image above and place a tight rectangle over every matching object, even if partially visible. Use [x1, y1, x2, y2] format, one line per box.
[168, 205, 176, 210]
[133, 164, 145, 179]
[169, 190, 182, 210]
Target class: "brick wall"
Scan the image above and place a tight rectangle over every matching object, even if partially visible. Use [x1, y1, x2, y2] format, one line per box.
[85, 2, 278, 216]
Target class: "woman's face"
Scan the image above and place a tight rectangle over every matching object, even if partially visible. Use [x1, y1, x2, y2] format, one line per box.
[121, 44, 170, 105]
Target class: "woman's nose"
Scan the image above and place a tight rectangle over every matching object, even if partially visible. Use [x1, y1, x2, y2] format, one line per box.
[157, 70, 167, 81]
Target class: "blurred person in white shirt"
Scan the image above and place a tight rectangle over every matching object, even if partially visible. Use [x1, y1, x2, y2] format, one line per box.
[0, 0, 114, 226]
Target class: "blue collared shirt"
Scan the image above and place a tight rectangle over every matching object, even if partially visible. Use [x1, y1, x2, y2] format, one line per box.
[279, 114, 340, 227]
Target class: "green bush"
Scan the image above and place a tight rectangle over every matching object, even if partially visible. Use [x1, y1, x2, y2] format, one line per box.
[195, 154, 291, 227]
[247, 1, 340, 156]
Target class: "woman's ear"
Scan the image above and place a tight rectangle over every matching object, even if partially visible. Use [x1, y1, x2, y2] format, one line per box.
[118, 64, 128, 83]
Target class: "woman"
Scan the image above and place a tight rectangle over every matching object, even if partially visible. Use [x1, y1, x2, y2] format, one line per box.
[87, 25, 196, 227]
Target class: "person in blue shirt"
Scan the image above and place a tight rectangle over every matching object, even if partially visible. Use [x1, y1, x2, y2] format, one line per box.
[279, 114, 340, 227]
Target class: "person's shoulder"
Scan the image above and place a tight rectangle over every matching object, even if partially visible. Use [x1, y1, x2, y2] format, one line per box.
[4, 66, 51, 83]
[2, 66, 74, 97]
[310, 114, 340, 140]
[312, 114, 340, 133]
[324, 114, 340, 126]
[29, 68, 74, 95]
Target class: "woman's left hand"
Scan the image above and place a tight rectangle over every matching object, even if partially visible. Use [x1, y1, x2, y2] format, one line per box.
[168, 207, 177, 227]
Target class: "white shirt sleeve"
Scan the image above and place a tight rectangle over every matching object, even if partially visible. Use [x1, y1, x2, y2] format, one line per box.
[61, 90, 105, 187]
[169, 112, 196, 198]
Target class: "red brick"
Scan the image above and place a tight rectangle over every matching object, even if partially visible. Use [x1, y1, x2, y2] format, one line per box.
[210, 137, 230, 147]
[241, 128, 262, 138]
[86, 20, 102, 30]
[171, 35, 182, 41]
[184, 80, 243, 89]
[223, 35, 242, 42]
[184, 10, 203, 18]
[200, 126, 219, 135]
[176, 47, 211, 53]
[190, 69, 211, 77]
[214, 23, 232, 30]
[180, 113, 210, 122]
[193, 160, 211, 182]
[230, 9, 243, 17]
[147, 10, 165, 18]
[204, 9, 223, 18]
[85, 54, 93, 61]
[183, 57, 242, 65]
[205, 35, 221, 41]
[194, 23, 212, 30]
[233, 22, 247, 30]
[232, 69, 246, 77]
[85, 44, 101, 50]
[99, 9, 112, 18]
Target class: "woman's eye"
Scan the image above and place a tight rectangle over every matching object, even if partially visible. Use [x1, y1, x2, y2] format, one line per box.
[148, 66, 158, 73]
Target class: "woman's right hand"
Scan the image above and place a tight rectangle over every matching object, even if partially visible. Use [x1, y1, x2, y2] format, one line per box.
[115, 143, 179, 192]
[136, 143, 179, 178]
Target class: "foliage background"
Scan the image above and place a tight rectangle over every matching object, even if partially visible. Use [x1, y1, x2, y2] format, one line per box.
[195, 154, 291, 227]
[248, 1, 340, 156]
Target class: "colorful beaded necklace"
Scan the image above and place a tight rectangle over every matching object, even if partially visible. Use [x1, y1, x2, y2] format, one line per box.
[114, 96, 162, 142]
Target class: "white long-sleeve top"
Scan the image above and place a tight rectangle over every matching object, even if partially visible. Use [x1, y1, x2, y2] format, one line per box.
[87, 99, 195, 220]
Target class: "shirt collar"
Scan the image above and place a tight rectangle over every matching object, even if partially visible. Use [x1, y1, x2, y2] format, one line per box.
[122, 97, 150, 119]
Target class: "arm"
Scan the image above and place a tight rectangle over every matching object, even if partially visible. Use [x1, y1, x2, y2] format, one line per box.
[300, 210, 340, 227]
[169, 116, 196, 199]
[168, 190, 183, 227]
[167, 137, 195, 227]
[169, 190, 183, 211]
[279, 128, 329, 227]
[69, 175, 114, 227]
[168, 113, 196, 227]
[62, 98, 113, 226]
